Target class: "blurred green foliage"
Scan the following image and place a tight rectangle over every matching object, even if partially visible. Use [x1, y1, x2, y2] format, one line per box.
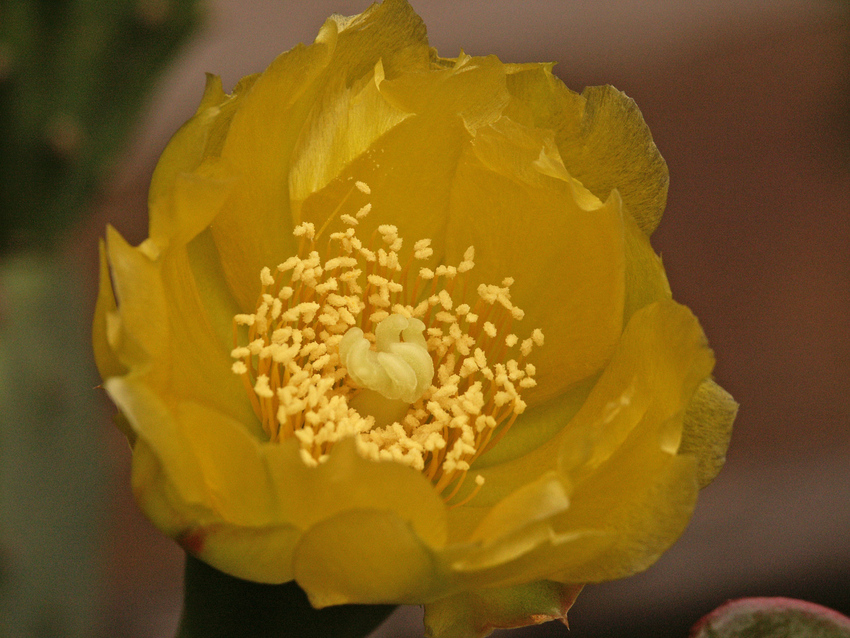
[0, 0, 203, 252]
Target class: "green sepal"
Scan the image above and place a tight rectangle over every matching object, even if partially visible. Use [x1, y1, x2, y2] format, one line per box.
[176, 553, 396, 638]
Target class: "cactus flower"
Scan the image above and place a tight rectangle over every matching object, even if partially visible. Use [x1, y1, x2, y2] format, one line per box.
[93, 1, 737, 636]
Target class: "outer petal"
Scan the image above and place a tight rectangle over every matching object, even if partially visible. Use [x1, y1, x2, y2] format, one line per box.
[107, 378, 219, 538]
[423, 581, 583, 638]
[561, 85, 669, 236]
[105, 227, 257, 430]
[293, 509, 441, 606]
[679, 378, 738, 488]
[92, 239, 126, 381]
[504, 64, 668, 234]
[439, 301, 712, 591]
[622, 206, 671, 323]
[262, 437, 447, 552]
[444, 423, 699, 591]
[148, 74, 252, 248]
[560, 301, 713, 480]
[111, 381, 303, 584]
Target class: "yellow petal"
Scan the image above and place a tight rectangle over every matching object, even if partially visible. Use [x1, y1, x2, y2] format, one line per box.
[622, 206, 671, 323]
[449, 474, 572, 573]
[296, 53, 510, 251]
[106, 227, 257, 430]
[185, 227, 242, 354]
[548, 422, 699, 583]
[148, 74, 249, 248]
[568, 85, 668, 235]
[183, 522, 302, 585]
[107, 378, 216, 537]
[559, 300, 714, 480]
[377, 53, 510, 132]
[172, 401, 280, 527]
[120, 391, 302, 584]
[424, 581, 583, 638]
[328, 0, 430, 80]
[505, 64, 668, 235]
[440, 300, 712, 589]
[468, 473, 570, 546]
[150, 157, 237, 250]
[147, 74, 228, 211]
[287, 60, 411, 206]
[444, 125, 626, 401]
[679, 378, 738, 488]
[470, 375, 596, 471]
[92, 239, 126, 381]
[210, 38, 334, 310]
[212, 0, 431, 310]
[262, 437, 447, 551]
[298, 109, 470, 262]
[293, 509, 440, 606]
[443, 431, 698, 591]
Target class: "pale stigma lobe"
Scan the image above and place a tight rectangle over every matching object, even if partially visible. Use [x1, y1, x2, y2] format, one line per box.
[339, 313, 434, 403]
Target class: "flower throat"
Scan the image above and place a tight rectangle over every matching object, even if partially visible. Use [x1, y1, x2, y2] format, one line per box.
[230, 180, 543, 504]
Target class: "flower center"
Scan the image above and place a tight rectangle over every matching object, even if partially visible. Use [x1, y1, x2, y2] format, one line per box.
[230, 180, 543, 503]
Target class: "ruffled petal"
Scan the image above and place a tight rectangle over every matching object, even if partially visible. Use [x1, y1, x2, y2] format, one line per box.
[504, 64, 668, 235]
[565, 85, 668, 236]
[679, 378, 738, 488]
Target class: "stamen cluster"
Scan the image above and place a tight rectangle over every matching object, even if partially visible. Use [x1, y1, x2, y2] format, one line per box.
[230, 180, 543, 503]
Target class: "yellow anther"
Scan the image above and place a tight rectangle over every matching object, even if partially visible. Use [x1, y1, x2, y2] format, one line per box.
[293, 222, 316, 239]
[231, 361, 248, 375]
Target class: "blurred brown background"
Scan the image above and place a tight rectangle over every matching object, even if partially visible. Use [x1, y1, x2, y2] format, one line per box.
[64, 0, 850, 636]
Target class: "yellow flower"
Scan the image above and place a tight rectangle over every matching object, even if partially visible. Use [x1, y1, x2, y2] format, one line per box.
[93, 1, 736, 635]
